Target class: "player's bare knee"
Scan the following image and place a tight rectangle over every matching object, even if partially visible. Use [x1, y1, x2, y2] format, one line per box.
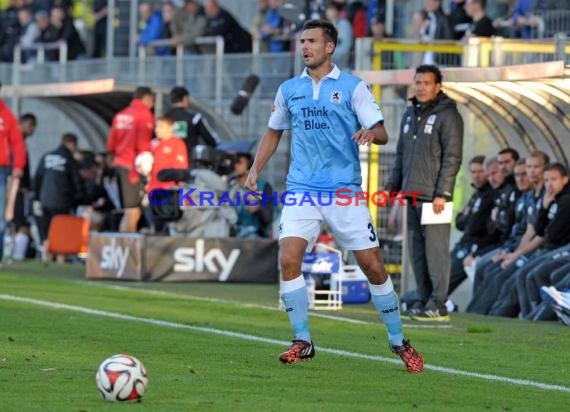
[363, 265, 389, 285]
[279, 251, 302, 277]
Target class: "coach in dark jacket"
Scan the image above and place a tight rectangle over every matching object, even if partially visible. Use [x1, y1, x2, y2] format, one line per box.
[34, 133, 86, 241]
[165, 86, 219, 161]
[387, 64, 463, 321]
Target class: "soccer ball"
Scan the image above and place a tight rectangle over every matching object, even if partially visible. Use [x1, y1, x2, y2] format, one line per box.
[135, 151, 154, 176]
[96, 354, 148, 402]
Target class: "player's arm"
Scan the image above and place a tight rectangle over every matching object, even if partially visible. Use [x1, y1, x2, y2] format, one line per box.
[516, 223, 536, 250]
[245, 128, 283, 192]
[195, 113, 220, 147]
[246, 86, 289, 192]
[501, 233, 544, 268]
[352, 81, 387, 146]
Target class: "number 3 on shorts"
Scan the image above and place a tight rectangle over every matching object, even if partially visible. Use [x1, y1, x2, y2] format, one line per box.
[367, 222, 377, 242]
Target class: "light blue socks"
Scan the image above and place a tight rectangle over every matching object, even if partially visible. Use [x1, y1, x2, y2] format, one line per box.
[280, 275, 311, 342]
[370, 277, 404, 346]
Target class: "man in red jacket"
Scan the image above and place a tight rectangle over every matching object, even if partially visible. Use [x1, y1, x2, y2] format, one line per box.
[106, 86, 155, 232]
[0, 89, 27, 263]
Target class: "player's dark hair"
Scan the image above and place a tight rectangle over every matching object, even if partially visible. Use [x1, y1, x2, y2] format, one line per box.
[469, 155, 485, 165]
[61, 132, 78, 146]
[528, 150, 550, 166]
[157, 114, 174, 125]
[20, 113, 37, 125]
[544, 162, 568, 177]
[498, 147, 520, 162]
[170, 86, 189, 104]
[303, 19, 338, 47]
[134, 86, 154, 100]
[415, 65, 443, 84]
[516, 158, 526, 166]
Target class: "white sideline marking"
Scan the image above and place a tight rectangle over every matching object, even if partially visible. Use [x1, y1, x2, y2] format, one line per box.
[77, 281, 452, 329]
[1, 294, 568, 394]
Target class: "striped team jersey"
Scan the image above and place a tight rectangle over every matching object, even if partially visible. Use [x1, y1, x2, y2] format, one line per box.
[268, 65, 384, 194]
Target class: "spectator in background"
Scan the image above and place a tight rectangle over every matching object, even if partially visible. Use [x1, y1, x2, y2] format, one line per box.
[29, 0, 49, 13]
[464, 0, 496, 38]
[0, 0, 23, 62]
[423, 0, 453, 40]
[369, 8, 397, 68]
[258, 0, 291, 53]
[138, 1, 163, 47]
[33, 133, 86, 260]
[0, 85, 27, 265]
[17, 7, 40, 63]
[421, 0, 453, 64]
[346, 1, 367, 38]
[491, 0, 518, 36]
[250, 0, 270, 53]
[325, 1, 352, 68]
[449, 0, 471, 39]
[230, 153, 274, 239]
[511, 0, 534, 38]
[35, 10, 59, 61]
[203, 0, 252, 53]
[51, 6, 86, 60]
[165, 86, 219, 162]
[106, 87, 155, 232]
[306, 0, 326, 20]
[92, 0, 107, 58]
[171, 0, 206, 54]
[156, 1, 175, 56]
[12, 113, 37, 233]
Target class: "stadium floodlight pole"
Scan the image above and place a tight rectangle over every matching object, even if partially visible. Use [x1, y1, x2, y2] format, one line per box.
[106, 0, 116, 60]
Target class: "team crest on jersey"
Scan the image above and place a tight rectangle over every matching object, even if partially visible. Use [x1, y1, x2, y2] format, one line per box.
[330, 91, 342, 104]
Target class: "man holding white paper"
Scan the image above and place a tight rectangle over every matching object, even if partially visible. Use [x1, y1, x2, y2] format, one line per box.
[387, 65, 464, 321]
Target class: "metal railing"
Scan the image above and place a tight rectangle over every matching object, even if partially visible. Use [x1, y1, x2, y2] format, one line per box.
[137, 36, 225, 114]
[12, 41, 68, 88]
[355, 35, 569, 70]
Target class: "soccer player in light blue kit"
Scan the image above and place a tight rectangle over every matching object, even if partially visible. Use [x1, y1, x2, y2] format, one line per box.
[245, 19, 423, 372]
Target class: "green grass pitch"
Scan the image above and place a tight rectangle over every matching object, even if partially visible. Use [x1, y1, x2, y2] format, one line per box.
[1, 261, 569, 411]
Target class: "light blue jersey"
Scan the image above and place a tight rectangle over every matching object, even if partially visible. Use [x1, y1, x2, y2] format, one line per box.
[269, 65, 383, 194]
